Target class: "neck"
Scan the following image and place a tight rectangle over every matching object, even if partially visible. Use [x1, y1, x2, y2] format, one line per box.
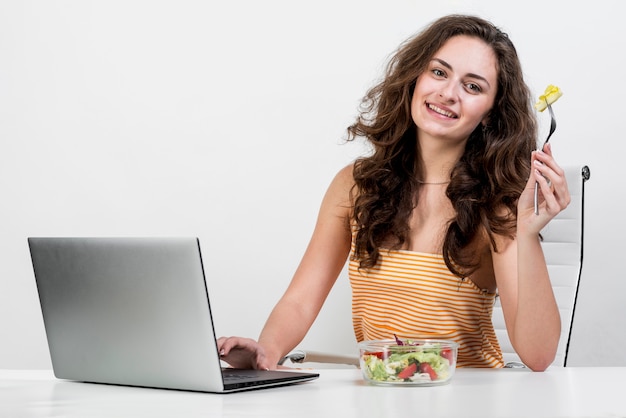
[416, 133, 465, 186]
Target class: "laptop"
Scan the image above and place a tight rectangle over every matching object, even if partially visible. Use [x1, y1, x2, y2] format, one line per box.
[27, 237, 319, 393]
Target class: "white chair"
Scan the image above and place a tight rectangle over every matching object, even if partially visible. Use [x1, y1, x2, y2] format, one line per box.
[282, 164, 590, 368]
[493, 164, 590, 367]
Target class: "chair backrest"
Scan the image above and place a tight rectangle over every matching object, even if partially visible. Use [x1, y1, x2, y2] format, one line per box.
[492, 165, 590, 367]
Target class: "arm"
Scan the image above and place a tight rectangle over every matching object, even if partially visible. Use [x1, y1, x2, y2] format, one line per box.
[218, 165, 355, 370]
[492, 143, 571, 371]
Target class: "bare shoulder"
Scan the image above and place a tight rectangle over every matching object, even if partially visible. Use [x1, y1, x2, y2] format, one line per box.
[326, 163, 356, 199]
[334, 163, 355, 184]
[319, 163, 356, 220]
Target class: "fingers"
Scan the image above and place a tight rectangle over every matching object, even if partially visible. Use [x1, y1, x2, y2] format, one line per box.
[216, 336, 273, 370]
[217, 336, 254, 358]
[533, 144, 562, 178]
[216, 336, 234, 357]
[531, 144, 570, 215]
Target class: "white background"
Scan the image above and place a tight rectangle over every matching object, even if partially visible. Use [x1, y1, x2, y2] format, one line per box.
[1, 0, 622, 368]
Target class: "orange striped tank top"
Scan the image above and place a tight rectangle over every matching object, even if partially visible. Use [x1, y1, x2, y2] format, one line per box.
[349, 248, 504, 368]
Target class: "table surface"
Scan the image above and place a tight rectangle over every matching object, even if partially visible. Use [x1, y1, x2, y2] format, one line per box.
[2, 367, 625, 418]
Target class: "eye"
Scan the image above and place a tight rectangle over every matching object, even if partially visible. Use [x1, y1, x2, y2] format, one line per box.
[465, 82, 482, 93]
[432, 68, 446, 78]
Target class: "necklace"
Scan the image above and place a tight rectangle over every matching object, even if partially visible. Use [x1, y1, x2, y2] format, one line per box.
[417, 180, 450, 185]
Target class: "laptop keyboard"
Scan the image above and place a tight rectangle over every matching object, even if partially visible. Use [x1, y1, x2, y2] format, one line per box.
[223, 371, 258, 380]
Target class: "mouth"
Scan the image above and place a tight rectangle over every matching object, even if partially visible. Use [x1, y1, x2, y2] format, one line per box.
[427, 103, 458, 119]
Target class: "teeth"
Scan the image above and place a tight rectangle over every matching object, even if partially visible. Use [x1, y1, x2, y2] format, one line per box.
[428, 104, 456, 118]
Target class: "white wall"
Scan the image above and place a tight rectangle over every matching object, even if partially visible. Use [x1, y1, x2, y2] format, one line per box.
[0, 0, 622, 369]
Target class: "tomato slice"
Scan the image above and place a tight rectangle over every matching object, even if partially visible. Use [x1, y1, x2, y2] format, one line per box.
[363, 351, 386, 359]
[441, 348, 453, 362]
[397, 362, 418, 379]
[419, 363, 438, 380]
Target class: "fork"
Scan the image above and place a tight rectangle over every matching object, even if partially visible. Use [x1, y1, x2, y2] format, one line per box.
[533, 101, 557, 214]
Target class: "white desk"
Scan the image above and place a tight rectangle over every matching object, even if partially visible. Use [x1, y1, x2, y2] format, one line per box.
[2, 367, 624, 417]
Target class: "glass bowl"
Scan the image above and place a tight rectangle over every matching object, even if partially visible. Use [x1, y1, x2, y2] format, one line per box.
[358, 338, 459, 386]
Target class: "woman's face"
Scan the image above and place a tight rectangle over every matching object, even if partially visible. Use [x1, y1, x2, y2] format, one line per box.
[411, 35, 498, 145]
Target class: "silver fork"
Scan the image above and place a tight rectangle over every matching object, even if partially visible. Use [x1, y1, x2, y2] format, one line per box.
[533, 101, 557, 214]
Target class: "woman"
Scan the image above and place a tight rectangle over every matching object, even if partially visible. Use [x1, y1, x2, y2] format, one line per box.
[218, 14, 570, 372]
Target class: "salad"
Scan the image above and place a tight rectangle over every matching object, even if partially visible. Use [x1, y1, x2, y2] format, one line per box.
[359, 336, 457, 385]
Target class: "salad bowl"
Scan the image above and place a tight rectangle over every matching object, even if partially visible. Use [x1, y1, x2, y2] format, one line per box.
[358, 338, 458, 386]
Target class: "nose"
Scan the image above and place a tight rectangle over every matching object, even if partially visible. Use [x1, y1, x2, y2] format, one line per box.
[438, 82, 458, 103]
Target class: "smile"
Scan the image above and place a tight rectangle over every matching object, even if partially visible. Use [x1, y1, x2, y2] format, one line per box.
[428, 103, 458, 119]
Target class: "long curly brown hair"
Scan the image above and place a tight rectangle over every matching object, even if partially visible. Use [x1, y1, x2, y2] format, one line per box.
[347, 15, 537, 277]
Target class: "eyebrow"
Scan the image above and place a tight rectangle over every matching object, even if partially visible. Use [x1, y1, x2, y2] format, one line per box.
[431, 58, 492, 89]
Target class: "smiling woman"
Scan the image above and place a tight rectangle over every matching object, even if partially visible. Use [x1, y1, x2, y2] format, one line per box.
[217, 14, 572, 372]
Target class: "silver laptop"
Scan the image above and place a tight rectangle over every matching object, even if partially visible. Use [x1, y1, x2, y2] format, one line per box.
[28, 237, 319, 393]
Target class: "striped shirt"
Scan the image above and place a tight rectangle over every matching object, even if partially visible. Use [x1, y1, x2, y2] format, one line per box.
[349, 248, 504, 368]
